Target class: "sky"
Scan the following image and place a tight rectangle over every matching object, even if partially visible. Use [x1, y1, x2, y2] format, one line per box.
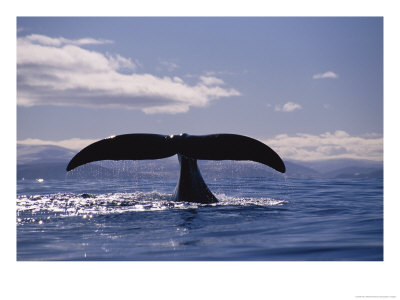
[17, 17, 383, 161]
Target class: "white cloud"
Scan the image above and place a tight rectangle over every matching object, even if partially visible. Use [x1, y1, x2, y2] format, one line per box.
[25, 34, 113, 46]
[199, 76, 225, 86]
[158, 60, 179, 72]
[17, 34, 240, 114]
[173, 76, 184, 83]
[275, 102, 302, 112]
[313, 71, 339, 79]
[107, 53, 138, 72]
[263, 130, 383, 161]
[204, 70, 237, 76]
[17, 138, 97, 150]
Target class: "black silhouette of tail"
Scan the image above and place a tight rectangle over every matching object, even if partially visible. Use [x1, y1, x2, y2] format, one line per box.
[66, 133, 285, 173]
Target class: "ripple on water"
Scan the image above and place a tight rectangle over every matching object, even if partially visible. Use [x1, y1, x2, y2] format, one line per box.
[16, 191, 287, 223]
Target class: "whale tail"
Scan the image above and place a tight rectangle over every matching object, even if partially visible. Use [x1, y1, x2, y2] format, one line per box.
[66, 133, 285, 173]
[66, 133, 285, 204]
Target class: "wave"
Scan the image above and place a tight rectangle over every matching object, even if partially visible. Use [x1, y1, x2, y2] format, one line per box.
[16, 192, 287, 223]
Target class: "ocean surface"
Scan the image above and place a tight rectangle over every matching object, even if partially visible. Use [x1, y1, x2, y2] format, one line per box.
[16, 176, 383, 261]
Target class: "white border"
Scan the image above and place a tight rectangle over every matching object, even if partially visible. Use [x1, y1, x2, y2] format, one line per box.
[3, 1, 399, 299]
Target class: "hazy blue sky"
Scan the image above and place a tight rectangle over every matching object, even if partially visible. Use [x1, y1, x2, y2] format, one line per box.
[17, 17, 383, 161]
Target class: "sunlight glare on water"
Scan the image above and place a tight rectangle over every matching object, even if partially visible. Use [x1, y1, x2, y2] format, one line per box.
[16, 191, 287, 223]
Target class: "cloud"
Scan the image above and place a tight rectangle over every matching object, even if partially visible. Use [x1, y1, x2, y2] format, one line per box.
[263, 130, 383, 161]
[275, 102, 302, 112]
[107, 53, 138, 72]
[158, 60, 179, 72]
[25, 34, 113, 46]
[199, 76, 225, 86]
[204, 70, 237, 76]
[17, 138, 98, 150]
[17, 34, 240, 114]
[313, 71, 339, 79]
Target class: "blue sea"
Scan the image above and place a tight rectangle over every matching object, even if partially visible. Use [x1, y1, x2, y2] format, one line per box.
[16, 176, 383, 261]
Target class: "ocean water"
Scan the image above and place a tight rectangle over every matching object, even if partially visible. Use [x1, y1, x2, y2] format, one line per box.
[16, 176, 383, 261]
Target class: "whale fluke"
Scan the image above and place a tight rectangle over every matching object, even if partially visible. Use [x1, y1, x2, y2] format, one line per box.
[66, 134, 175, 171]
[67, 133, 285, 173]
[177, 134, 285, 173]
[66, 133, 285, 203]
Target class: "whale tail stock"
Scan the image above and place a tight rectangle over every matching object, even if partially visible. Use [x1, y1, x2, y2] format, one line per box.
[66, 133, 286, 204]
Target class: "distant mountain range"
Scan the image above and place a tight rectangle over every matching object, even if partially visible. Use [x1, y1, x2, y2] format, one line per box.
[16, 144, 383, 180]
[17, 144, 76, 164]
